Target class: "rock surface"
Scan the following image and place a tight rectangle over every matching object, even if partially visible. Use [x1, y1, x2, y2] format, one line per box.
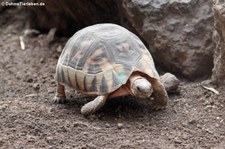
[160, 73, 180, 93]
[27, 0, 119, 35]
[27, 0, 215, 79]
[119, 0, 214, 79]
[211, 0, 225, 85]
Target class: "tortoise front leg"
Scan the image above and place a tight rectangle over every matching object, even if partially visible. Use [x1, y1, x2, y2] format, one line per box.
[81, 95, 108, 116]
[53, 83, 66, 103]
[152, 80, 169, 110]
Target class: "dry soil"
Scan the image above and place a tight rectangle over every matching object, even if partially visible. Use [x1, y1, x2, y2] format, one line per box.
[0, 8, 224, 149]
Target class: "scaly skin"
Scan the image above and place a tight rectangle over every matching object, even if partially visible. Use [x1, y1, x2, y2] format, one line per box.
[81, 95, 108, 116]
[151, 79, 168, 110]
[53, 83, 66, 103]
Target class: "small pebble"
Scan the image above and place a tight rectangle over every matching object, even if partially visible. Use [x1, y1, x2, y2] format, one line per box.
[46, 28, 57, 44]
[174, 139, 182, 144]
[105, 123, 110, 128]
[0, 104, 8, 110]
[46, 136, 54, 143]
[56, 45, 62, 53]
[26, 78, 33, 83]
[48, 107, 56, 114]
[33, 83, 40, 91]
[188, 119, 197, 125]
[50, 80, 56, 85]
[23, 29, 40, 37]
[117, 123, 123, 129]
[40, 58, 45, 63]
[73, 122, 88, 128]
[27, 135, 36, 142]
[25, 94, 38, 98]
[48, 88, 55, 93]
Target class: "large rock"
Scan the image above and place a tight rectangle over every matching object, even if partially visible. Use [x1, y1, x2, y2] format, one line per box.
[26, 0, 215, 79]
[211, 0, 225, 85]
[27, 0, 119, 36]
[119, 0, 214, 79]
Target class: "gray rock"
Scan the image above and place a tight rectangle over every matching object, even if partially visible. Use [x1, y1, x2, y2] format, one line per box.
[117, 123, 124, 129]
[26, 0, 216, 79]
[211, 1, 225, 85]
[23, 29, 40, 37]
[160, 73, 180, 93]
[33, 83, 40, 91]
[120, 0, 214, 79]
[27, 0, 119, 36]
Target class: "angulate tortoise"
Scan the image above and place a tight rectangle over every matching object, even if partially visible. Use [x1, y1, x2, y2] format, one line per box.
[53, 23, 169, 115]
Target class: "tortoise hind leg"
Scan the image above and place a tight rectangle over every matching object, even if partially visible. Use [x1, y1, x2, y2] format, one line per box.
[152, 80, 169, 110]
[81, 95, 108, 116]
[53, 83, 66, 103]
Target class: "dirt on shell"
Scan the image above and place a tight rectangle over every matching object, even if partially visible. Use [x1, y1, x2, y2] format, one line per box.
[0, 8, 224, 149]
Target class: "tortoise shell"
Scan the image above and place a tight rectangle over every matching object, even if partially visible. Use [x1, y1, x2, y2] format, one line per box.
[55, 23, 159, 95]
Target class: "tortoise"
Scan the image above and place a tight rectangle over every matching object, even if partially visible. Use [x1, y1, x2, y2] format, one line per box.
[53, 23, 169, 116]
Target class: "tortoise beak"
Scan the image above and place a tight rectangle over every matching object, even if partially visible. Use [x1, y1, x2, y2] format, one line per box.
[135, 87, 153, 99]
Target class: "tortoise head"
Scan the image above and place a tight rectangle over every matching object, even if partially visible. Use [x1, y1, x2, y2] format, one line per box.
[130, 77, 153, 99]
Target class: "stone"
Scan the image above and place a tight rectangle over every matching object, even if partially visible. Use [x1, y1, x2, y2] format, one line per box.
[45, 28, 57, 44]
[27, 0, 119, 36]
[33, 83, 40, 91]
[117, 123, 123, 129]
[211, 0, 225, 85]
[26, 135, 36, 142]
[119, 0, 214, 79]
[23, 29, 40, 37]
[26, 0, 216, 79]
[105, 123, 111, 128]
[25, 94, 38, 98]
[160, 73, 180, 93]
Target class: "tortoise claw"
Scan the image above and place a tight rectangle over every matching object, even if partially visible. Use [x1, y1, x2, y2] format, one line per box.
[152, 104, 167, 110]
[52, 95, 66, 104]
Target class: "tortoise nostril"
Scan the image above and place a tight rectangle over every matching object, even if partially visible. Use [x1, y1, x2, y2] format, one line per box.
[137, 86, 141, 92]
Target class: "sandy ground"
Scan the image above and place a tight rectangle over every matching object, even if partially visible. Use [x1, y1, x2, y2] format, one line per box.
[0, 8, 224, 149]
